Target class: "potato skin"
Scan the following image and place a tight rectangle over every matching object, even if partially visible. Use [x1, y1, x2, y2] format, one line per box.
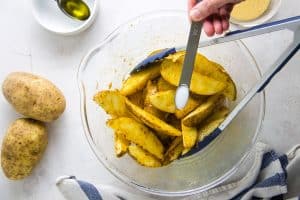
[2, 72, 66, 122]
[1, 118, 48, 180]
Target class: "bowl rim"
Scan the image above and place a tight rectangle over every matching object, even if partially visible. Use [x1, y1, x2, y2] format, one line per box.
[31, 0, 99, 35]
[77, 10, 266, 197]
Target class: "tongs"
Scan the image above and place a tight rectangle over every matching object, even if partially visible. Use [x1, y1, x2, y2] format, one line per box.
[131, 16, 300, 156]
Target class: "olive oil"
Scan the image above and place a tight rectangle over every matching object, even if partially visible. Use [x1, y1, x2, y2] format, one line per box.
[60, 0, 90, 21]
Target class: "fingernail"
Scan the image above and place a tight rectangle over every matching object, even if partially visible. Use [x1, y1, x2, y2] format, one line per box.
[190, 9, 201, 20]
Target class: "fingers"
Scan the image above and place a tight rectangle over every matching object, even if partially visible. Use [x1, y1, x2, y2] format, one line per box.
[188, 0, 197, 11]
[221, 17, 230, 31]
[213, 15, 223, 34]
[190, 0, 238, 21]
[203, 18, 215, 37]
[203, 14, 231, 36]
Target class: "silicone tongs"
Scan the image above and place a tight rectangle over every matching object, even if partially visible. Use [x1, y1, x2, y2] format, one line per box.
[131, 16, 300, 156]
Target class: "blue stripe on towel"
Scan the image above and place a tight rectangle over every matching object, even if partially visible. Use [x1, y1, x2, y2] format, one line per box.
[77, 180, 103, 200]
[260, 151, 278, 170]
[231, 151, 288, 200]
[255, 173, 287, 188]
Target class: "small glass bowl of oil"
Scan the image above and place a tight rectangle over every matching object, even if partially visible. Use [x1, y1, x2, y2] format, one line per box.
[31, 0, 99, 35]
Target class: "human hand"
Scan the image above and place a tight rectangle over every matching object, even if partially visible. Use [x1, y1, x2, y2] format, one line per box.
[188, 0, 243, 36]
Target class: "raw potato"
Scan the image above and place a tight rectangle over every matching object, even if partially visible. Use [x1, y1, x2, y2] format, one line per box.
[94, 90, 128, 117]
[2, 72, 66, 122]
[114, 132, 129, 157]
[125, 99, 182, 136]
[198, 106, 229, 142]
[181, 123, 197, 148]
[161, 59, 226, 95]
[149, 90, 176, 113]
[128, 144, 162, 168]
[183, 95, 225, 127]
[120, 63, 161, 96]
[169, 52, 237, 101]
[1, 118, 47, 180]
[107, 117, 164, 160]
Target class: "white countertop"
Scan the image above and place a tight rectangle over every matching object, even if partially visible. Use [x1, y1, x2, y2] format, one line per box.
[0, 0, 299, 199]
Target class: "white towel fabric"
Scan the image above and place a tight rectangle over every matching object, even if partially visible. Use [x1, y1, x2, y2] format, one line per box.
[56, 143, 300, 200]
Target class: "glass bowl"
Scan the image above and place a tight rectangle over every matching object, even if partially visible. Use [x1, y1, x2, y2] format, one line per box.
[77, 10, 265, 197]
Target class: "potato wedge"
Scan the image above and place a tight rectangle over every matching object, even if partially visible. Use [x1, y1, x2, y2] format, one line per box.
[198, 106, 229, 142]
[107, 117, 164, 160]
[175, 96, 203, 119]
[149, 90, 176, 113]
[114, 132, 129, 157]
[181, 147, 192, 156]
[208, 106, 229, 121]
[143, 80, 166, 119]
[198, 118, 225, 142]
[182, 123, 197, 148]
[182, 94, 225, 127]
[165, 114, 182, 131]
[93, 90, 128, 117]
[120, 63, 161, 96]
[125, 99, 182, 136]
[149, 90, 202, 118]
[128, 144, 162, 167]
[168, 51, 237, 101]
[194, 55, 237, 101]
[161, 58, 226, 95]
[128, 90, 144, 108]
[164, 137, 183, 164]
[157, 77, 176, 91]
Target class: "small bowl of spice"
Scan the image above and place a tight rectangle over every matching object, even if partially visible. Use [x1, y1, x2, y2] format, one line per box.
[230, 0, 282, 27]
[31, 0, 99, 35]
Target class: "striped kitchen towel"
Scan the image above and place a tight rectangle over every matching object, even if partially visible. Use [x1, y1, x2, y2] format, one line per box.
[56, 143, 300, 200]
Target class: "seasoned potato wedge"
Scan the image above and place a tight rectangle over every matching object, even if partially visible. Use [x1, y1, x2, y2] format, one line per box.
[208, 106, 229, 121]
[128, 144, 162, 168]
[157, 77, 176, 91]
[125, 99, 181, 136]
[127, 91, 144, 108]
[175, 96, 202, 119]
[149, 90, 202, 118]
[161, 58, 226, 95]
[181, 147, 192, 156]
[168, 51, 237, 101]
[120, 63, 161, 96]
[183, 94, 225, 127]
[93, 90, 128, 117]
[107, 117, 164, 160]
[198, 106, 229, 142]
[165, 114, 182, 131]
[181, 123, 197, 148]
[198, 118, 225, 142]
[164, 137, 183, 164]
[143, 81, 166, 119]
[149, 90, 176, 113]
[114, 132, 129, 157]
